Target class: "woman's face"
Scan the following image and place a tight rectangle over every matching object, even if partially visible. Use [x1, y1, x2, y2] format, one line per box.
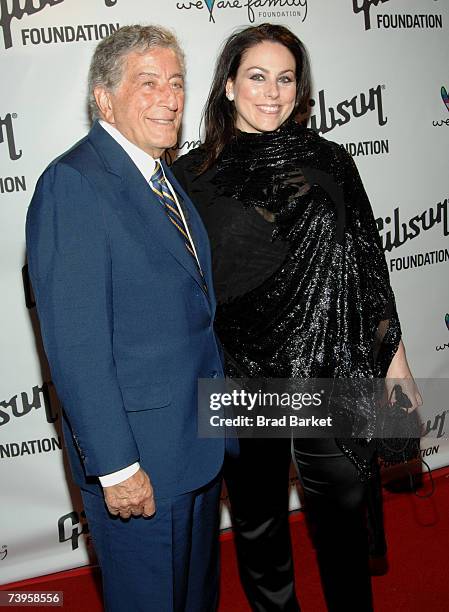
[226, 41, 297, 133]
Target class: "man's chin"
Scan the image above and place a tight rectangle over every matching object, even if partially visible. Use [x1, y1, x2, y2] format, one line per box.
[151, 132, 179, 151]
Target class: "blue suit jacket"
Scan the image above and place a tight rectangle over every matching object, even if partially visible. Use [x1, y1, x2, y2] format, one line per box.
[26, 121, 225, 498]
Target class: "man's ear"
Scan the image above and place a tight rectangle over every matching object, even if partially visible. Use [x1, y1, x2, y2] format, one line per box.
[94, 86, 115, 123]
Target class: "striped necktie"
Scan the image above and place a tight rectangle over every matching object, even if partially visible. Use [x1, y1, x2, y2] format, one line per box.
[150, 160, 207, 292]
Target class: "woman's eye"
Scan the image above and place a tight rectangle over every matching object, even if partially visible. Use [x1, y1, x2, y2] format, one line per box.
[250, 74, 264, 81]
[279, 76, 294, 84]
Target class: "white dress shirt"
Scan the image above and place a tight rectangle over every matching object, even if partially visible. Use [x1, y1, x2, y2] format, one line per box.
[97, 120, 200, 487]
[99, 120, 202, 270]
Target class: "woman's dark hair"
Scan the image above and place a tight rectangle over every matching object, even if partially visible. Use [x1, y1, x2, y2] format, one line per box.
[199, 23, 311, 171]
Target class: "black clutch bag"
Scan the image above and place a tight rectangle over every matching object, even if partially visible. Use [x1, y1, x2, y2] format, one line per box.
[375, 384, 421, 463]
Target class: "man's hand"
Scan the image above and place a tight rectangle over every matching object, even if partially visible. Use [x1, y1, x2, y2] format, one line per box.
[103, 468, 155, 519]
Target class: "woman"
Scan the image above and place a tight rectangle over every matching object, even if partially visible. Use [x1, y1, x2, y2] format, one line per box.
[173, 24, 421, 612]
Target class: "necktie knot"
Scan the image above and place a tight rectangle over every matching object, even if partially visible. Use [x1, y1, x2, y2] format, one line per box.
[151, 159, 164, 185]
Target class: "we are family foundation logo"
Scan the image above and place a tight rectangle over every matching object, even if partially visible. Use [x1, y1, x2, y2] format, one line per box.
[435, 314, 449, 353]
[433, 86, 449, 127]
[176, 0, 308, 24]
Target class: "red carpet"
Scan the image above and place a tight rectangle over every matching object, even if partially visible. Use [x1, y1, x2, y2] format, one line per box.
[3, 467, 449, 611]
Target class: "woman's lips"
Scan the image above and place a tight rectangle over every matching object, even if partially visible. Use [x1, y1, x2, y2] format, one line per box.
[256, 105, 281, 114]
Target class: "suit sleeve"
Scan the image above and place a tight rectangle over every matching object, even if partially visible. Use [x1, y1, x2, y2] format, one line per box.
[26, 162, 139, 477]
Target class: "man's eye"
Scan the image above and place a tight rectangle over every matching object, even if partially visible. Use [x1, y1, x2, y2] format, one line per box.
[172, 82, 184, 89]
[144, 81, 155, 87]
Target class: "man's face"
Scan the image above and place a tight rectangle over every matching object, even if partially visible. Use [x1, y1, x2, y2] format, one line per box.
[99, 47, 184, 158]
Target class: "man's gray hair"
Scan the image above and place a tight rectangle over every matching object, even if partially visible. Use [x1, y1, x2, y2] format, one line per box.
[88, 24, 185, 121]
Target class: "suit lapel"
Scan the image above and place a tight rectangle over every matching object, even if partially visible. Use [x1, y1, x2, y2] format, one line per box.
[163, 161, 215, 306]
[123, 162, 210, 298]
[87, 122, 212, 306]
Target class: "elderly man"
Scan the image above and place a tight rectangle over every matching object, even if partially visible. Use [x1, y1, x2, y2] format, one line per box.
[26, 25, 224, 611]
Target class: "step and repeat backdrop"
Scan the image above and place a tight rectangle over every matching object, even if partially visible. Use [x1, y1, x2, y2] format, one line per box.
[1, 0, 448, 585]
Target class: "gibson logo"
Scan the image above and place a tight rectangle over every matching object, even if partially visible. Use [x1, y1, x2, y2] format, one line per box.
[0, 382, 59, 427]
[376, 199, 449, 252]
[309, 85, 387, 135]
[22, 264, 36, 308]
[352, 0, 391, 30]
[58, 511, 89, 551]
[422, 409, 448, 439]
[0, 0, 118, 50]
[0, 113, 21, 160]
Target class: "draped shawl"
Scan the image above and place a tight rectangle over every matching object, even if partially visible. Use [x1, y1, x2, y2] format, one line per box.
[174, 118, 402, 479]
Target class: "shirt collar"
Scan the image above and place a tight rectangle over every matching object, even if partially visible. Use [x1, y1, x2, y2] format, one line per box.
[99, 120, 157, 182]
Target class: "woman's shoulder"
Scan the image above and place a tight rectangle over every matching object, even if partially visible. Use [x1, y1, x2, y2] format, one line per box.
[295, 124, 354, 186]
[171, 145, 220, 201]
[171, 146, 206, 178]
[298, 123, 345, 159]
[171, 146, 210, 194]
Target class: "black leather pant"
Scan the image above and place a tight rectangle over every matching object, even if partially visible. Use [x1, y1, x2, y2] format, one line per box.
[224, 438, 374, 612]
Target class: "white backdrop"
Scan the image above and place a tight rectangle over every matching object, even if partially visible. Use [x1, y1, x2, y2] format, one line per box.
[1, 0, 448, 585]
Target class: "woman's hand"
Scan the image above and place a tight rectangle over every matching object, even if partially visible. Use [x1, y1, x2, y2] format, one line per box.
[385, 340, 423, 411]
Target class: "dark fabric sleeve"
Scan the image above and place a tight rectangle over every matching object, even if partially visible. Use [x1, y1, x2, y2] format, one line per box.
[337, 145, 402, 377]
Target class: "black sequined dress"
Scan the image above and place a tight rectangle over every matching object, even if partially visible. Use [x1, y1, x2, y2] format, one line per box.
[173, 118, 401, 480]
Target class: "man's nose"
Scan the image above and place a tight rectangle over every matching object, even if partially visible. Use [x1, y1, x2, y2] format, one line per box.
[160, 83, 179, 110]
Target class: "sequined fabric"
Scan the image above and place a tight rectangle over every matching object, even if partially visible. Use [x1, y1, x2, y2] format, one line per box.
[173, 118, 401, 479]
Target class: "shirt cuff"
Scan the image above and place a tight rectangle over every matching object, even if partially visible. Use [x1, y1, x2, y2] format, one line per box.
[99, 462, 140, 487]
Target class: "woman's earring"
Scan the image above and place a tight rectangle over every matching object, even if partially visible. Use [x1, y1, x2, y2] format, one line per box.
[226, 91, 234, 101]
